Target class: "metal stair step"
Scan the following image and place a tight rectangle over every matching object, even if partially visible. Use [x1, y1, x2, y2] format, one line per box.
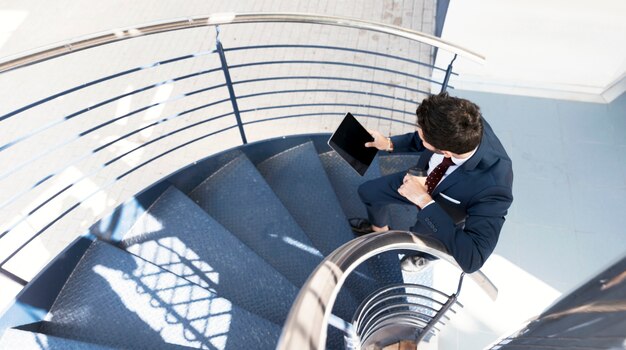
[39, 241, 281, 350]
[256, 140, 377, 321]
[257, 141, 365, 257]
[0, 328, 120, 350]
[318, 151, 382, 220]
[378, 153, 422, 177]
[121, 186, 299, 325]
[319, 151, 404, 286]
[188, 153, 323, 288]
[168, 149, 245, 194]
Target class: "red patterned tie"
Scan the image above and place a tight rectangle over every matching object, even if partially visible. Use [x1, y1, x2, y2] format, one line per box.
[425, 157, 455, 194]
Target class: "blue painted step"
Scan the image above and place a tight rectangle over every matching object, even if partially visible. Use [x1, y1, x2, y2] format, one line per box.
[319, 151, 404, 286]
[0, 328, 119, 350]
[121, 186, 299, 325]
[318, 151, 382, 220]
[257, 141, 380, 286]
[257, 141, 368, 258]
[188, 154, 324, 288]
[378, 153, 421, 177]
[256, 141, 376, 320]
[39, 241, 281, 350]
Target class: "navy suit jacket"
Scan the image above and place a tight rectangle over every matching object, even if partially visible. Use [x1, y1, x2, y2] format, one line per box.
[390, 120, 513, 273]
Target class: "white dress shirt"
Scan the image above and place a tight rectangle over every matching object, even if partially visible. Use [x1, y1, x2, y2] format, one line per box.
[427, 148, 477, 187]
[421, 148, 477, 208]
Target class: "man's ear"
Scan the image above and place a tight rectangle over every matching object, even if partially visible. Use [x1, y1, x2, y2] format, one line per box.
[441, 150, 455, 158]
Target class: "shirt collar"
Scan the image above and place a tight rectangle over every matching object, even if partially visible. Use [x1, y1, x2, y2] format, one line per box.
[450, 147, 478, 167]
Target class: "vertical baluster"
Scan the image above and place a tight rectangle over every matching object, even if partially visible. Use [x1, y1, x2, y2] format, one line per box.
[215, 25, 247, 144]
[440, 54, 457, 93]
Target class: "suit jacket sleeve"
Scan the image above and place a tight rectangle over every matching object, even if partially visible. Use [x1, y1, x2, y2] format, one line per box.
[411, 184, 513, 273]
[390, 132, 426, 153]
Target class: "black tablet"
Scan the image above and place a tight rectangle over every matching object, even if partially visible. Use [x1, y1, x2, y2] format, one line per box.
[328, 113, 378, 176]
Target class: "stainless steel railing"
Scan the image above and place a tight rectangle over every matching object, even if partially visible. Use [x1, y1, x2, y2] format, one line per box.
[0, 12, 480, 286]
[353, 281, 464, 347]
[277, 230, 497, 350]
[0, 11, 490, 350]
[0, 12, 484, 73]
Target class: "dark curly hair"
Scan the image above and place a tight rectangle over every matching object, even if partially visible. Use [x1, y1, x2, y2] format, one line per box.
[416, 92, 483, 154]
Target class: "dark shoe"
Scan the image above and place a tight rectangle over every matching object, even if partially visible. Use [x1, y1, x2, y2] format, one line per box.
[348, 218, 374, 236]
[400, 254, 432, 273]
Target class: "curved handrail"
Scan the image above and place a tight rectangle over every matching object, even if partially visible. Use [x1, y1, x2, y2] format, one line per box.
[0, 12, 484, 74]
[276, 230, 498, 350]
[0, 13, 448, 278]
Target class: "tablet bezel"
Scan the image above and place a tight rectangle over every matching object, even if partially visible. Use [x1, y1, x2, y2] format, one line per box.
[327, 113, 378, 176]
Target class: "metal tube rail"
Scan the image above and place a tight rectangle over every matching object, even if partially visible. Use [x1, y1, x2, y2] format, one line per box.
[276, 230, 498, 350]
[0, 12, 485, 73]
[415, 273, 465, 343]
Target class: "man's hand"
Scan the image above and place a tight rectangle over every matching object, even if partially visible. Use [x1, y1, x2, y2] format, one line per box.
[365, 130, 391, 150]
[398, 174, 432, 208]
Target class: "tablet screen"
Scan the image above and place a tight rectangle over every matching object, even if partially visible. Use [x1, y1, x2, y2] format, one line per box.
[328, 113, 378, 176]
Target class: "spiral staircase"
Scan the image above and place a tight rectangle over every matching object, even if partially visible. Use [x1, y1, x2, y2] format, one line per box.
[2, 12, 625, 350]
[0, 134, 459, 349]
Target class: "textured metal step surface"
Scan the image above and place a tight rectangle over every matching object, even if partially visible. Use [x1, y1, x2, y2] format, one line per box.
[319, 151, 382, 220]
[319, 151, 404, 286]
[40, 241, 281, 350]
[256, 141, 376, 321]
[168, 149, 244, 194]
[257, 141, 365, 257]
[121, 186, 299, 325]
[378, 153, 421, 177]
[0, 328, 119, 350]
[188, 154, 323, 288]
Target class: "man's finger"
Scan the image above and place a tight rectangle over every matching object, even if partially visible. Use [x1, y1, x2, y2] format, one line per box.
[403, 174, 410, 184]
[397, 186, 406, 197]
[364, 142, 373, 147]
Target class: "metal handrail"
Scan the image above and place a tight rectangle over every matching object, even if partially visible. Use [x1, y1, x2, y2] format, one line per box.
[0, 38, 434, 278]
[353, 285, 460, 336]
[0, 12, 485, 73]
[276, 230, 498, 350]
[0, 14, 494, 347]
[0, 12, 484, 299]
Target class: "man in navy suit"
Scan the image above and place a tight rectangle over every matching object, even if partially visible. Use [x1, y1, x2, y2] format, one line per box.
[351, 92, 513, 273]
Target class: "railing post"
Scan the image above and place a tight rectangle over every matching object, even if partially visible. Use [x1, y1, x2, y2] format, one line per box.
[326, 314, 360, 349]
[415, 272, 465, 343]
[215, 26, 247, 144]
[440, 54, 457, 93]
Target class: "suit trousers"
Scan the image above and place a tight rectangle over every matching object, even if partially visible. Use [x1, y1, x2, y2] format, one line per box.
[357, 171, 415, 228]
[358, 171, 440, 261]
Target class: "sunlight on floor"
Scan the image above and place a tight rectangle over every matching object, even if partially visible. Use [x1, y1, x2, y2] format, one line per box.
[269, 233, 324, 257]
[480, 255, 561, 330]
[131, 236, 221, 288]
[0, 10, 28, 53]
[94, 263, 232, 349]
[432, 254, 562, 349]
[0, 274, 22, 314]
[113, 85, 134, 123]
[140, 83, 174, 141]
